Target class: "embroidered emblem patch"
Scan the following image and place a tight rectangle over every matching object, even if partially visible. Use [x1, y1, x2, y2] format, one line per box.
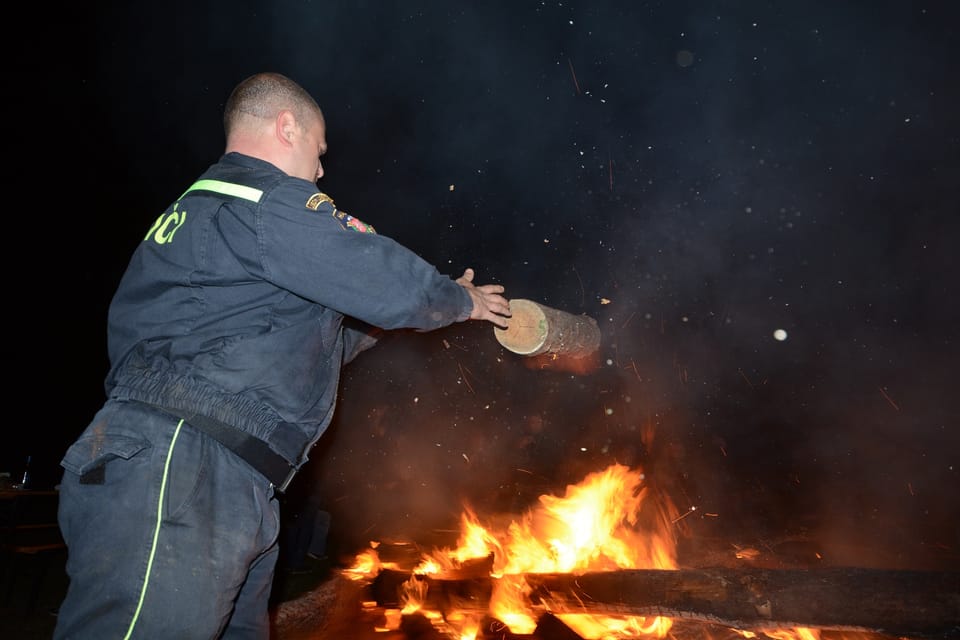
[305, 192, 335, 211]
[333, 209, 377, 234]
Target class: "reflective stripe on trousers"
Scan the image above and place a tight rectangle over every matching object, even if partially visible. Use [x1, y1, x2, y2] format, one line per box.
[54, 399, 280, 639]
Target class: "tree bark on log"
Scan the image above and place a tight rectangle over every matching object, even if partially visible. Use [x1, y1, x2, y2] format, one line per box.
[371, 567, 960, 639]
[494, 299, 600, 358]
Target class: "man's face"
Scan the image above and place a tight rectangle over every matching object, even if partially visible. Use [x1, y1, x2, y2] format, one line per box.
[292, 115, 328, 183]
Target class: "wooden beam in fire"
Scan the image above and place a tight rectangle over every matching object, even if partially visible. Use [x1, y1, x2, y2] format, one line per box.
[371, 567, 960, 639]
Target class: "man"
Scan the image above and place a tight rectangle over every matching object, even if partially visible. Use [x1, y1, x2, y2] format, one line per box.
[54, 72, 510, 639]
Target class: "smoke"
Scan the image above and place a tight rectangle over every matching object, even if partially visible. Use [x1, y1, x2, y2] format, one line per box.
[39, 0, 958, 569]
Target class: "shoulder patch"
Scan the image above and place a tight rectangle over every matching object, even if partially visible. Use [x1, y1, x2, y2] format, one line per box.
[305, 192, 335, 211]
[332, 209, 377, 234]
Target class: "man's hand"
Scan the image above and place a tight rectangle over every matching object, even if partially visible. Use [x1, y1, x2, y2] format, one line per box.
[456, 268, 511, 328]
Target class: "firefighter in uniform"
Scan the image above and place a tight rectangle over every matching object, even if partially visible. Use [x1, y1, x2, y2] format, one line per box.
[54, 72, 510, 639]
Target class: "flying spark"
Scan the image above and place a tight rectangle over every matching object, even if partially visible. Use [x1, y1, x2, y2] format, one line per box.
[567, 58, 581, 94]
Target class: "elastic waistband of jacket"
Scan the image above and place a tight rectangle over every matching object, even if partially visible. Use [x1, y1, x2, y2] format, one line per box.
[109, 371, 308, 467]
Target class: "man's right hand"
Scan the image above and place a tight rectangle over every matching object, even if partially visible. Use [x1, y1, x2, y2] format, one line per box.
[456, 268, 511, 328]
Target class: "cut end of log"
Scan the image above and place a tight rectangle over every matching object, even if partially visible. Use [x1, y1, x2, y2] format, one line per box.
[495, 299, 550, 355]
[495, 299, 601, 358]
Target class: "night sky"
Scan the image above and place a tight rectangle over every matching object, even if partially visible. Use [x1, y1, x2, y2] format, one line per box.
[8, 2, 958, 568]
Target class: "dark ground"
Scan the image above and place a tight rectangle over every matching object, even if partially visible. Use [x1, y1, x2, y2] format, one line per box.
[0, 545, 335, 639]
[3, 515, 956, 639]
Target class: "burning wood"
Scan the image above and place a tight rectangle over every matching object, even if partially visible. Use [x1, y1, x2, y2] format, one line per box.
[328, 464, 959, 640]
[368, 566, 959, 638]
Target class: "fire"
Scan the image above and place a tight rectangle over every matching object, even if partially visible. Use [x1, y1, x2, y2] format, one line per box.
[348, 465, 877, 640]
[344, 547, 381, 580]
[419, 464, 677, 577]
[361, 464, 681, 638]
[760, 629, 820, 640]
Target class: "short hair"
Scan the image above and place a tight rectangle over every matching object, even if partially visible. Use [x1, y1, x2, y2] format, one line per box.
[224, 72, 324, 138]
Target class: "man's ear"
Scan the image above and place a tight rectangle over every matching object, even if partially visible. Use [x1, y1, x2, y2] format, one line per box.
[275, 110, 298, 146]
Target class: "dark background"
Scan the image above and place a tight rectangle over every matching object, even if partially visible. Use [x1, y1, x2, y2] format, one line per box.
[5, 1, 958, 568]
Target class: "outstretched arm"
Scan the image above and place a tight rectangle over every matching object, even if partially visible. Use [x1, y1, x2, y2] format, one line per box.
[456, 268, 511, 328]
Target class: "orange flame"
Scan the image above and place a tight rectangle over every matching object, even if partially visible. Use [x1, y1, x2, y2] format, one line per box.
[343, 547, 381, 581]
[411, 464, 679, 637]
[349, 464, 871, 639]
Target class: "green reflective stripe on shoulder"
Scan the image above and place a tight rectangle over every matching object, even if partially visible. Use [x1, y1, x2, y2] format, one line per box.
[180, 179, 263, 203]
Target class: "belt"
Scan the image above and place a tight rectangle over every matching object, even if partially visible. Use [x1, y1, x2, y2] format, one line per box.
[164, 408, 298, 492]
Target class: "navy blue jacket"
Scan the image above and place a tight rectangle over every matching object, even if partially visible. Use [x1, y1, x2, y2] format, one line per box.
[105, 152, 471, 483]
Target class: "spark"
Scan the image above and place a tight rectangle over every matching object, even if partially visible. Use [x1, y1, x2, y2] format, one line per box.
[458, 362, 475, 394]
[671, 505, 697, 524]
[621, 311, 635, 328]
[572, 266, 584, 305]
[608, 151, 614, 191]
[567, 58, 581, 94]
[739, 368, 756, 389]
[878, 386, 900, 411]
[444, 339, 467, 352]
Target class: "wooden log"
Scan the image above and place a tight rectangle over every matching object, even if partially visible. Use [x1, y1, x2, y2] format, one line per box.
[371, 569, 492, 613]
[527, 568, 960, 638]
[371, 567, 960, 639]
[271, 574, 390, 640]
[494, 299, 601, 358]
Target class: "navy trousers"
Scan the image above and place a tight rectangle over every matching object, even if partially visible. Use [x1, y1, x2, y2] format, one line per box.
[54, 399, 280, 639]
